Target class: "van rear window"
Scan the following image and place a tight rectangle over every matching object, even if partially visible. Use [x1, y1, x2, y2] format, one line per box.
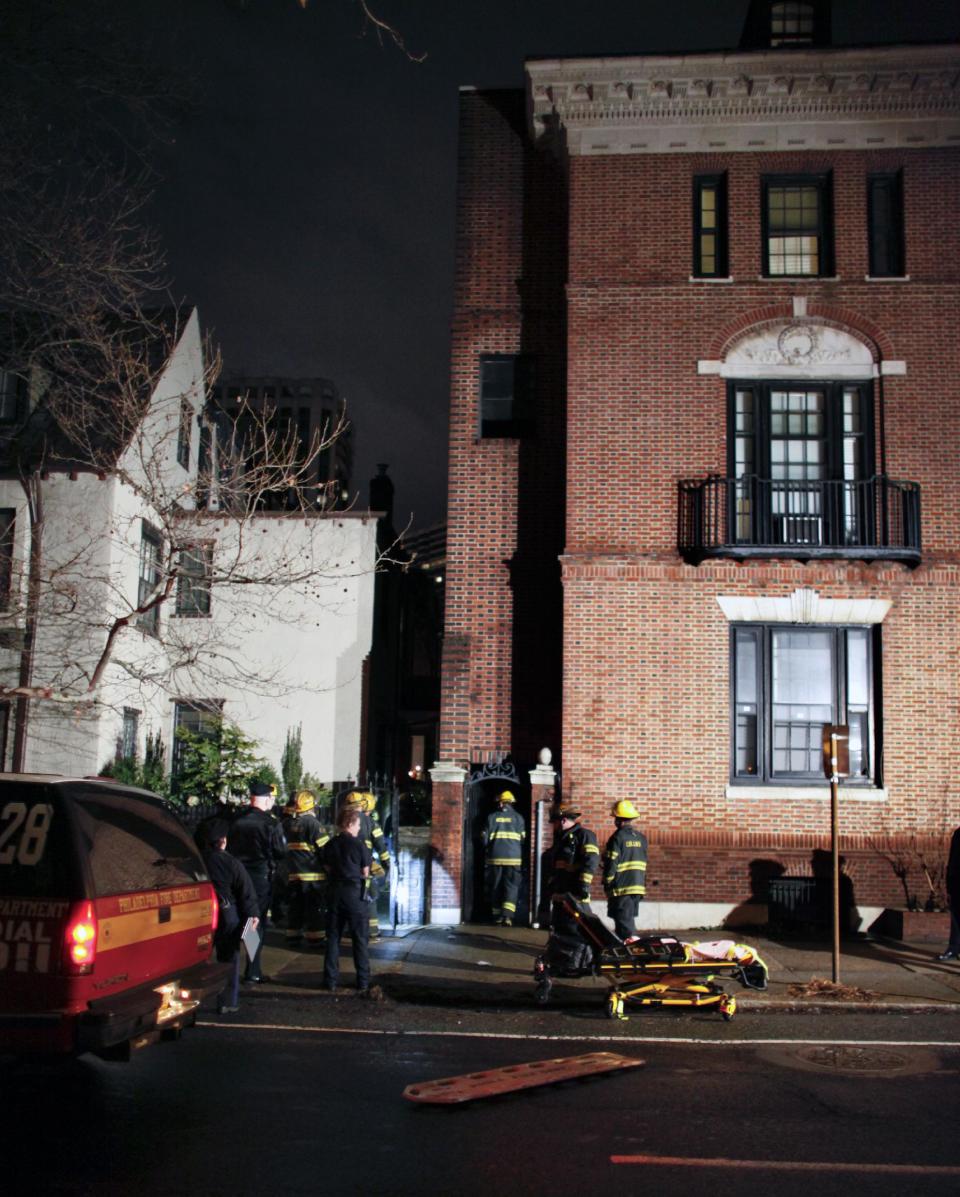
[0, 785, 80, 898]
[69, 789, 207, 896]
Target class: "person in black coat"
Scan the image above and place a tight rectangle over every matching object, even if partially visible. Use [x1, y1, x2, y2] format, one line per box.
[227, 779, 286, 982]
[322, 806, 373, 993]
[198, 819, 260, 1015]
[939, 826, 960, 961]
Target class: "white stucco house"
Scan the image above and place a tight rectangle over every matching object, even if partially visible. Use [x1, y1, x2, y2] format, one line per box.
[0, 306, 377, 786]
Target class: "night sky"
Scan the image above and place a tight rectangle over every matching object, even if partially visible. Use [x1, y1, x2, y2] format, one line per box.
[126, 0, 958, 531]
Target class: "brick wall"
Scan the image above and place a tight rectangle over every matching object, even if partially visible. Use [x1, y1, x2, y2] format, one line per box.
[441, 91, 960, 916]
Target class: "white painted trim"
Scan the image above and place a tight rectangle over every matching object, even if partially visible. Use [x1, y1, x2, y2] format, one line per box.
[429, 906, 462, 926]
[726, 785, 888, 801]
[716, 588, 892, 625]
[588, 900, 885, 934]
[689, 276, 733, 284]
[429, 761, 468, 784]
[865, 275, 911, 283]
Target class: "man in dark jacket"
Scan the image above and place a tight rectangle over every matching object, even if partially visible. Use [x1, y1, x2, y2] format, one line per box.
[602, 799, 649, 940]
[198, 819, 260, 1015]
[227, 779, 286, 982]
[482, 789, 526, 926]
[939, 825, 960, 961]
[546, 803, 600, 936]
[322, 806, 374, 993]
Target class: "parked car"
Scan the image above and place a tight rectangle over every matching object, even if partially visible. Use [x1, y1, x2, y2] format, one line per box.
[0, 775, 228, 1059]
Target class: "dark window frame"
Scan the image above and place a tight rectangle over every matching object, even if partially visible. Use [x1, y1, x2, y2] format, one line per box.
[175, 542, 213, 617]
[120, 708, 140, 760]
[136, 521, 163, 636]
[0, 508, 14, 608]
[171, 699, 223, 780]
[761, 173, 834, 278]
[176, 398, 193, 470]
[692, 173, 729, 278]
[867, 170, 905, 278]
[0, 370, 24, 424]
[478, 354, 535, 439]
[730, 623, 879, 786]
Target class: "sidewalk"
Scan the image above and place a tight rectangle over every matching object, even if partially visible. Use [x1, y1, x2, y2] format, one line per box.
[259, 923, 960, 1013]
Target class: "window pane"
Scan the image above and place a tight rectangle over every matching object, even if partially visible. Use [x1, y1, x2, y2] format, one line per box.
[847, 628, 869, 707]
[734, 629, 759, 776]
[773, 630, 833, 706]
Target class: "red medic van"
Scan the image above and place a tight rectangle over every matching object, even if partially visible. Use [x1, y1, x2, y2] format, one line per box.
[0, 775, 228, 1059]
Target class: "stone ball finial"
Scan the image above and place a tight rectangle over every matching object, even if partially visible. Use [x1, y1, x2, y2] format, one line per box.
[538, 747, 552, 766]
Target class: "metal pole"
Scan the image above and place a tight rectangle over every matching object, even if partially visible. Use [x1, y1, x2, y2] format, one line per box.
[531, 800, 544, 929]
[830, 731, 841, 984]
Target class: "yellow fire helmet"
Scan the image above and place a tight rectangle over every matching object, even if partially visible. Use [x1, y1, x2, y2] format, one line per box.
[343, 790, 368, 810]
[361, 791, 377, 814]
[294, 790, 316, 813]
[497, 789, 516, 804]
[612, 799, 639, 820]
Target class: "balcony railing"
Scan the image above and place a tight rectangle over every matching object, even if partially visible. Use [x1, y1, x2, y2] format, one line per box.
[678, 474, 921, 566]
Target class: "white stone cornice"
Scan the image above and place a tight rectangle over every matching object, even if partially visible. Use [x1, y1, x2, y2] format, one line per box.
[429, 760, 467, 784]
[716, 588, 892, 625]
[527, 43, 960, 154]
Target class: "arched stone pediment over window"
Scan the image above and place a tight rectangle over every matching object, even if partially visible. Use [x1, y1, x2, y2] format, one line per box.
[721, 320, 876, 379]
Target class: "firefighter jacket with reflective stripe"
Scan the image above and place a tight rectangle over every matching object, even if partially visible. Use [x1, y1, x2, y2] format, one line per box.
[549, 824, 600, 899]
[603, 825, 649, 898]
[285, 812, 330, 882]
[483, 806, 526, 867]
[368, 808, 391, 871]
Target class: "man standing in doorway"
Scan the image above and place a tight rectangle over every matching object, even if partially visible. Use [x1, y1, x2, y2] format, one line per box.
[483, 789, 526, 926]
[602, 800, 648, 940]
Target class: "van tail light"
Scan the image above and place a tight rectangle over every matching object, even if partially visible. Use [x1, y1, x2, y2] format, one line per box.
[210, 890, 219, 933]
[63, 901, 97, 975]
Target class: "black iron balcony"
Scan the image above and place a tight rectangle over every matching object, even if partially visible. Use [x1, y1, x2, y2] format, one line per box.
[678, 475, 921, 566]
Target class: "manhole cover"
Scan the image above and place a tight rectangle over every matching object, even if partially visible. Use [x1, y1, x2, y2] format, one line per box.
[759, 1044, 939, 1077]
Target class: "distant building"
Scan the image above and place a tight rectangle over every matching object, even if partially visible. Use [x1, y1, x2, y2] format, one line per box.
[431, 2, 960, 927]
[208, 375, 353, 512]
[362, 463, 444, 784]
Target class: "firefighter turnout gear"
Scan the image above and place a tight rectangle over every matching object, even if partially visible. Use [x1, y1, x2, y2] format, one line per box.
[284, 806, 330, 946]
[603, 819, 648, 941]
[483, 797, 526, 925]
[548, 818, 600, 902]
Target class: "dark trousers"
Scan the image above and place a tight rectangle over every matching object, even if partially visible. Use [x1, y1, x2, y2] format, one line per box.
[214, 909, 242, 1010]
[243, 864, 271, 981]
[486, 864, 522, 922]
[287, 880, 327, 942]
[948, 894, 960, 952]
[322, 883, 370, 990]
[607, 894, 642, 941]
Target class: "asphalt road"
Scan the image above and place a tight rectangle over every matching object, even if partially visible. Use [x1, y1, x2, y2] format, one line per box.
[3, 993, 959, 1197]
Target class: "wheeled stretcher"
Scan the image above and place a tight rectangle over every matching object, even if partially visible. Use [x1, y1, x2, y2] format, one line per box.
[533, 895, 768, 1021]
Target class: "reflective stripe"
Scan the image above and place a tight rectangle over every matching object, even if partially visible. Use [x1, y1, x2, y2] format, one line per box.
[491, 831, 523, 841]
[617, 862, 647, 874]
[488, 857, 522, 866]
[289, 872, 325, 882]
[287, 842, 315, 852]
[585, 844, 600, 856]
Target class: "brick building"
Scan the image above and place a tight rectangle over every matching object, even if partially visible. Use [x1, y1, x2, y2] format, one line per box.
[430, 4, 960, 929]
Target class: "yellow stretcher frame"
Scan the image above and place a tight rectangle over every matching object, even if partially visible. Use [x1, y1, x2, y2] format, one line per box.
[535, 895, 765, 1021]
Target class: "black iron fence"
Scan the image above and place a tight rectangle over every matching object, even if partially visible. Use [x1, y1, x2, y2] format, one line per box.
[678, 474, 921, 565]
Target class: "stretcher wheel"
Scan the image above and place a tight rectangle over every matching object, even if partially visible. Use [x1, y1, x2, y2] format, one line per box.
[719, 995, 737, 1021]
[606, 992, 625, 1020]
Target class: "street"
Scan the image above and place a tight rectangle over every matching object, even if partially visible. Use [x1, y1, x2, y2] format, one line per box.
[3, 988, 959, 1197]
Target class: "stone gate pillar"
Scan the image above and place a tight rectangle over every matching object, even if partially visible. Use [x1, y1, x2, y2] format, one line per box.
[528, 751, 557, 927]
[428, 761, 467, 924]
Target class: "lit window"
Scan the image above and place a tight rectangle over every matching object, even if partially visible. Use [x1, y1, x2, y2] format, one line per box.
[693, 174, 728, 277]
[770, 1, 815, 46]
[732, 625, 876, 783]
[762, 175, 833, 277]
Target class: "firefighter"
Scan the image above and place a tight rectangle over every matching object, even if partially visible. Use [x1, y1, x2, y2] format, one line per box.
[602, 799, 648, 940]
[284, 790, 330, 947]
[342, 791, 390, 939]
[482, 789, 526, 926]
[547, 803, 600, 931]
